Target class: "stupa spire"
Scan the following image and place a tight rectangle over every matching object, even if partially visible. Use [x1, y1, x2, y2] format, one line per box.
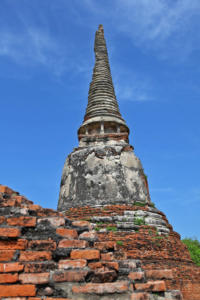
[78, 25, 129, 144]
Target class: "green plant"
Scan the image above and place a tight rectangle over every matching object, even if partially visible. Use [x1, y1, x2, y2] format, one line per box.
[96, 221, 104, 225]
[182, 238, 200, 266]
[95, 227, 101, 232]
[150, 202, 155, 208]
[133, 217, 145, 226]
[134, 201, 145, 207]
[106, 226, 117, 232]
[148, 229, 153, 235]
[116, 240, 123, 246]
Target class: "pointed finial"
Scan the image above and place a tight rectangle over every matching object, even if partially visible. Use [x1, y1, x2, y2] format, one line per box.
[98, 24, 104, 32]
[78, 24, 129, 143]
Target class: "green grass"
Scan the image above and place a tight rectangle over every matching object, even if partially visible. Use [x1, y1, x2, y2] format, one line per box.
[133, 217, 145, 226]
[182, 238, 200, 266]
[106, 226, 117, 232]
[94, 227, 101, 231]
[116, 240, 123, 246]
[134, 201, 146, 207]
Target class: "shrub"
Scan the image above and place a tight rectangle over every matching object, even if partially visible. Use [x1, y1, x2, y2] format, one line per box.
[182, 238, 200, 266]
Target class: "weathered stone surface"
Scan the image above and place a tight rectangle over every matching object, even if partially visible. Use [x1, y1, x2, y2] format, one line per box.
[58, 145, 150, 210]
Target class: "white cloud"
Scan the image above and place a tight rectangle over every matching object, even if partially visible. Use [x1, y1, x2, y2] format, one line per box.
[84, 0, 200, 60]
[0, 27, 67, 75]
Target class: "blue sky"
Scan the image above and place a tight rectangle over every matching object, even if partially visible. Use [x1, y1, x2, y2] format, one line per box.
[1, 0, 200, 239]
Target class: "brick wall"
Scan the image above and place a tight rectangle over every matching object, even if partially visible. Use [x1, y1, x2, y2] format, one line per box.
[0, 185, 199, 299]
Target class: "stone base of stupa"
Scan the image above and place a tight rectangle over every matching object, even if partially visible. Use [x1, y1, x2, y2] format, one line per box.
[58, 142, 151, 211]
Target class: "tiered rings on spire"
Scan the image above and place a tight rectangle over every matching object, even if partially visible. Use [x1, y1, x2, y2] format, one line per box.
[78, 25, 129, 144]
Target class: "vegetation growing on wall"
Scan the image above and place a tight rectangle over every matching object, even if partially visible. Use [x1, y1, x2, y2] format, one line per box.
[182, 238, 200, 266]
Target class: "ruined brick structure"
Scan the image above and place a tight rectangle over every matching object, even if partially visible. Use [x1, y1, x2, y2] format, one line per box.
[1, 25, 200, 299]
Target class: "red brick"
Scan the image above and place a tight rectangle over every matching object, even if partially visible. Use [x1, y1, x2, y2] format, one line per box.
[19, 251, 52, 261]
[24, 262, 56, 273]
[0, 250, 15, 261]
[53, 270, 88, 282]
[45, 298, 72, 300]
[135, 280, 166, 292]
[28, 240, 56, 251]
[88, 261, 102, 270]
[70, 249, 100, 260]
[0, 227, 20, 237]
[94, 241, 116, 251]
[3, 298, 27, 300]
[56, 228, 78, 239]
[0, 216, 5, 224]
[0, 262, 24, 272]
[29, 204, 41, 210]
[0, 186, 14, 195]
[88, 261, 119, 271]
[129, 271, 145, 281]
[59, 259, 87, 269]
[0, 285, 36, 296]
[72, 281, 130, 294]
[101, 252, 114, 261]
[79, 231, 97, 241]
[58, 239, 88, 248]
[0, 239, 27, 250]
[72, 220, 90, 228]
[1, 199, 17, 207]
[131, 293, 149, 300]
[19, 272, 49, 284]
[38, 217, 65, 227]
[7, 216, 36, 227]
[145, 269, 173, 279]
[0, 273, 18, 283]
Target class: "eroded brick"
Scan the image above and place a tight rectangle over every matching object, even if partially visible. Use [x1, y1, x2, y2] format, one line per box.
[0, 250, 15, 261]
[19, 251, 52, 261]
[28, 240, 56, 251]
[58, 239, 88, 248]
[0, 273, 18, 283]
[70, 249, 100, 260]
[101, 252, 114, 261]
[131, 292, 150, 300]
[58, 259, 87, 269]
[52, 270, 88, 282]
[0, 262, 24, 272]
[145, 269, 173, 280]
[0, 239, 27, 250]
[135, 280, 166, 292]
[0, 228, 20, 237]
[7, 217, 36, 227]
[72, 281, 130, 294]
[38, 217, 65, 227]
[19, 272, 50, 284]
[0, 285, 36, 297]
[56, 228, 78, 239]
[94, 241, 116, 251]
[129, 272, 145, 281]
